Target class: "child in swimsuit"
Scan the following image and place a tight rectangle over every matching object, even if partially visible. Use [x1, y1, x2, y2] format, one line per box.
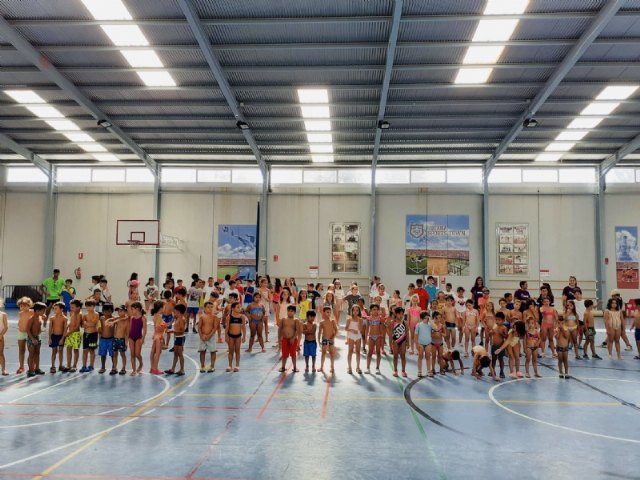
[563, 300, 581, 360]
[345, 305, 363, 374]
[128, 302, 146, 376]
[463, 300, 479, 358]
[366, 304, 384, 375]
[430, 312, 444, 377]
[524, 316, 541, 378]
[303, 311, 318, 373]
[604, 297, 624, 360]
[318, 306, 338, 374]
[443, 295, 457, 351]
[407, 295, 421, 355]
[633, 301, 640, 360]
[539, 297, 557, 358]
[555, 322, 570, 378]
[454, 287, 467, 347]
[495, 320, 526, 379]
[480, 300, 496, 350]
[415, 311, 432, 378]
[149, 301, 166, 375]
[389, 307, 408, 378]
[490, 312, 508, 379]
[246, 293, 266, 353]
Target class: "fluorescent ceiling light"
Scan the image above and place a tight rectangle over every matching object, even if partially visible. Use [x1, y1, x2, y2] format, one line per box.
[63, 132, 95, 143]
[596, 85, 638, 100]
[567, 117, 603, 129]
[306, 133, 332, 143]
[454, 68, 492, 84]
[78, 143, 108, 152]
[545, 142, 576, 152]
[535, 153, 563, 162]
[462, 45, 505, 64]
[81, 0, 132, 20]
[300, 105, 330, 118]
[45, 119, 81, 131]
[311, 154, 334, 163]
[100, 25, 148, 46]
[297, 89, 329, 103]
[309, 144, 334, 154]
[555, 130, 589, 141]
[580, 102, 620, 116]
[472, 19, 520, 42]
[4, 90, 45, 104]
[137, 71, 176, 87]
[25, 105, 65, 118]
[121, 50, 163, 68]
[92, 153, 120, 162]
[304, 120, 331, 131]
[484, 0, 529, 15]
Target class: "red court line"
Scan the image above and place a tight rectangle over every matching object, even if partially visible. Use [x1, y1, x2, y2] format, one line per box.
[321, 374, 333, 420]
[0, 472, 250, 480]
[243, 359, 280, 406]
[186, 418, 234, 479]
[256, 368, 289, 420]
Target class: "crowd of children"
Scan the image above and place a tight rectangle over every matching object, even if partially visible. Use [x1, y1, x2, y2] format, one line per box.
[0, 272, 639, 382]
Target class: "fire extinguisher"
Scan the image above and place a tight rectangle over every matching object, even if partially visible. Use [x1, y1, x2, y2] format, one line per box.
[74, 267, 82, 280]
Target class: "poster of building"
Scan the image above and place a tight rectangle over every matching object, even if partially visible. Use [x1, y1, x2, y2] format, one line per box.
[217, 224, 257, 281]
[405, 215, 470, 276]
[615, 226, 639, 289]
[496, 224, 528, 276]
[331, 223, 360, 274]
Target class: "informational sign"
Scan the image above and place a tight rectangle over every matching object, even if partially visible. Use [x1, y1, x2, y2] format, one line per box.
[217, 224, 257, 281]
[405, 215, 470, 276]
[496, 223, 528, 276]
[309, 266, 319, 278]
[331, 223, 360, 274]
[615, 226, 639, 289]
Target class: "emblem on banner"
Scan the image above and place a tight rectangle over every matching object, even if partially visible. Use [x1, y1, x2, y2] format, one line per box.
[409, 223, 424, 238]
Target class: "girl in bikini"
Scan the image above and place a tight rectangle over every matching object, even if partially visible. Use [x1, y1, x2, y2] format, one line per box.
[128, 302, 146, 376]
[563, 300, 581, 360]
[225, 302, 247, 372]
[538, 297, 557, 358]
[495, 320, 526, 379]
[407, 294, 421, 355]
[365, 304, 384, 374]
[524, 316, 542, 378]
[245, 292, 266, 353]
[604, 297, 623, 359]
[430, 312, 445, 377]
[480, 300, 496, 349]
[463, 300, 479, 357]
[345, 304, 363, 374]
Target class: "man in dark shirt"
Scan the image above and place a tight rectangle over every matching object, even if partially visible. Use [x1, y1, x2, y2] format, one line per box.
[514, 281, 531, 312]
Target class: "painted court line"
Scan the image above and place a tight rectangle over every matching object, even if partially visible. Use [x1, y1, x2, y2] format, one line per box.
[320, 373, 333, 420]
[256, 368, 290, 419]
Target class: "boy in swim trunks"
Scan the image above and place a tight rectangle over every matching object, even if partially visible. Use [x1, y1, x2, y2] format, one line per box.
[161, 290, 175, 349]
[26, 302, 46, 377]
[80, 300, 99, 373]
[439, 349, 464, 376]
[471, 345, 497, 381]
[490, 312, 508, 379]
[0, 305, 8, 375]
[555, 321, 570, 378]
[279, 305, 302, 373]
[16, 297, 33, 374]
[110, 305, 130, 375]
[318, 306, 338, 374]
[48, 302, 68, 373]
[63, 299, 83, 373]
[165, 303, 186, 376]
[581, 299, 600, 360]
[198, 301, 219, 373]
[302, 310, 318, 373]
[98, 303, 116, 374]
[443, 295, 457, 350]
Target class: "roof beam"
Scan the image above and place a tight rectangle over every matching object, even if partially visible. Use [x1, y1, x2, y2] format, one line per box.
[7, 11, 640, 27]
[600, 132, 640, 177]
[0, 15, 157, 175]
[484, 0, 625, 176]
[176, 0, 265, 175]
[0, 130, 51, 175]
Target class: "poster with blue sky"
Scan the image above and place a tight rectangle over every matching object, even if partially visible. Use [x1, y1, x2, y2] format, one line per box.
[217, 224, 257, 280]
[405, 215, 470, 275]
[615, 226, 639, 289]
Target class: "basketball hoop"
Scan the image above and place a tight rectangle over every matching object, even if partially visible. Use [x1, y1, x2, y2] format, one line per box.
[128, 240, 141, 249]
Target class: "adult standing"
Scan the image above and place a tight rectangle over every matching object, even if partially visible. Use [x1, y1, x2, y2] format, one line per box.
[470, 276, 485, 310]
[561, 276, 578, 307]
[42, 269, 65, 325]
[514, 281, 531, 312]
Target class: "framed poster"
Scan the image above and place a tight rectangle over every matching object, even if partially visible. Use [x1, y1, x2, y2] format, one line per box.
[331, 223, 360, 274]
[496, 223, 528, 276]
[615, 226, 639, 289]
[217, 224, 257, 280]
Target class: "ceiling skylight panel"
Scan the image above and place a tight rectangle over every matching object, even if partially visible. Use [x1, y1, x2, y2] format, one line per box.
[472, 19, 520, 42]
[4, 90, 45, 104]
[462, 46, 505, 64]
[78, 143, 108, 153]
[121, 50, 164, 68]
[304, 120, 332, 131]
[307, 133, 332, 143]
[309, 144, 334, 154]
[596, 86, 638, 100]
[92, 153, 120, 162]
[45, 119, 81, 131]
[25, 105, 65, 118]
[137, 71, 176, 87]
[63, 132, 95, 143]
[580, 102, 620, 116]
[100, 25, 149, 46]
[81, 0, 132, 20]
[567, 117, 604, 129]
[555, 130, 589, 141]
[297, 89, 329, 103]
[484, 0, 529, 15]
[300, 105, 330, 118]
[311, 155, 334, 163]
[545, 142, 576, 152]
[455, 68, 493, 84]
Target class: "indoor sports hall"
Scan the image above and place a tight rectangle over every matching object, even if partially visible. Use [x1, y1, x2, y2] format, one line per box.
[0, 1, 639, 479]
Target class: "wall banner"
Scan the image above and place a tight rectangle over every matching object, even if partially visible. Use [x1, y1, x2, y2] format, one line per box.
[496, 223, 529, 276]
[405, 215, 470, 276]
[217, 224, 257, 280]
[615, 226, 639, 289]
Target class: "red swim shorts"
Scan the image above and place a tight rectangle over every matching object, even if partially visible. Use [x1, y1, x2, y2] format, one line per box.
[281, 338, 299, 359]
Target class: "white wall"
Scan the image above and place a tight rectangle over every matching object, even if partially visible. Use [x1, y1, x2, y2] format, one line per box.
[376, 194, 483, 295]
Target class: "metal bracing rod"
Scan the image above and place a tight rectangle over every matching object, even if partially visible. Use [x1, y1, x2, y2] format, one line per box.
[0, 15, 157, 175]
[176, 0, 265, 175]
[599, 130, 640, 177]
[483, 0, 626, 176]
[0, 131, 50, 175]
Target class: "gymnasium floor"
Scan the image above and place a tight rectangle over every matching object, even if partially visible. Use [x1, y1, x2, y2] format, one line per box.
[0, 313, 639, 480]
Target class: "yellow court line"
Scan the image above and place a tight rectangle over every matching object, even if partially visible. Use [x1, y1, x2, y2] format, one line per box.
[32, 375, 193, 480]
[181, 392, 620, 407]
